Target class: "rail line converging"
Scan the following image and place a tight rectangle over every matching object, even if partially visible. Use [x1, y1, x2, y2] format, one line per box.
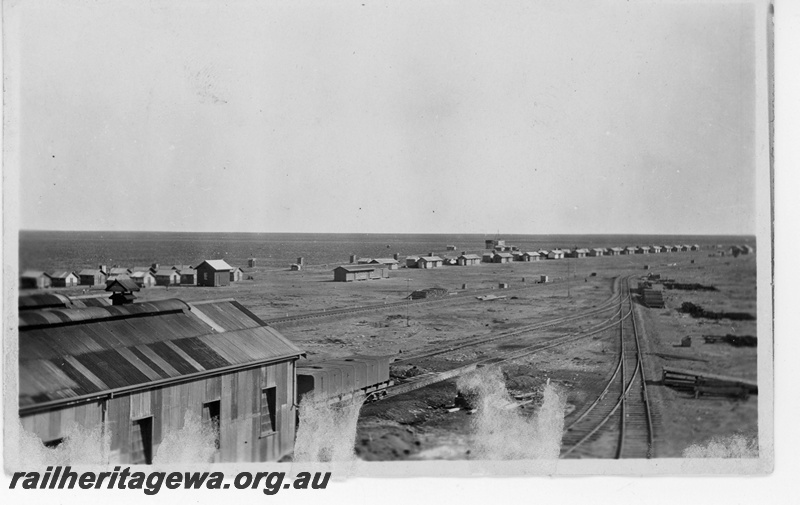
[559, 276, 654, 459]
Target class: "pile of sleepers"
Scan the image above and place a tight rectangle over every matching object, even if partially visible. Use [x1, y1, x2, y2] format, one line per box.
[409, 287, 449, 300]
[662, 366, 757, 400]
[641, 288, 665, 308]
[702, 334, 757, 347]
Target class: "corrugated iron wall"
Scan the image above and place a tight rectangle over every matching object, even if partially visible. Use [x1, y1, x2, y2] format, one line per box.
[21, 361, 296, 463]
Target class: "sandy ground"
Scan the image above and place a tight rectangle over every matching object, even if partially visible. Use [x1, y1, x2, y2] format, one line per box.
[45, 249, 759, 459]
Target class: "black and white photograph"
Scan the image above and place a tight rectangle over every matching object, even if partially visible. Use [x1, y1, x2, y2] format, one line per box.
[2, 0, 787, 501]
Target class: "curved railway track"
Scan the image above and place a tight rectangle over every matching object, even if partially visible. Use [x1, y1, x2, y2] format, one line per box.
[377, 276, 636, 401]
[559, 277, 655, 459]
[394, 277, 623, 365]
[263, 276, 599, 327]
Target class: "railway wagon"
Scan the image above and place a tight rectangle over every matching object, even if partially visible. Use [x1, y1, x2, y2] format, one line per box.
[296, 355, 392, 405]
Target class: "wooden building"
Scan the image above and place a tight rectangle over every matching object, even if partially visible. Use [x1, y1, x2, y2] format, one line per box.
[482, 253, 494, 263]
[20, 270, 51, 290]
[493, 252, 514, 263]
[78, 269, 107, 286]
[333, 264, 389, 282]
[230, 267, 244, 283]
[607, 247, 623, 256]
[457, 253, 482, 266]
[196, 260, 233, 287]
[521, 252, 541, 262]
[623, 247, 637, 255]
[690, 244, 700, 251]
[417, 256, 443, 269]
[589, 248, 606, 257]
[18, 298, 303, 463]
[130, 271, 156, 288]
[176, 267, 196, 285]
[369, 258, 400, 270]
[650, 245, 662, 253]
[547, 249, 565, 260]
[153, 269, 180, 286]
[405, 257, 420, 268]
[636, 246, 651, 254]
[107, 267, 133, 279]
[569, 248, 589, 258]
[48, 271, 79, 288]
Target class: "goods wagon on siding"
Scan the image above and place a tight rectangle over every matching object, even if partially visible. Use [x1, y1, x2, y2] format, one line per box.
[296, 355, 393, 405]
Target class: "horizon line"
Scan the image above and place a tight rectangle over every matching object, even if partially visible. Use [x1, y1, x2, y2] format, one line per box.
[18, 229, 757, 237]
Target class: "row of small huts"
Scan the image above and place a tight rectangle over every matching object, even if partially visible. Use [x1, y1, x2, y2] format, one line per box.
[332, 243, 732, 281]
[20, 260, 246, 290]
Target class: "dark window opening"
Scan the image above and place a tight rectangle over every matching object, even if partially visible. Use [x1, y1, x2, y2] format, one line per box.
[131, 417, 153, 465]
[260, 387, 277, 436]
[44, 438, 64, 449]
[202, 400, 221, 450]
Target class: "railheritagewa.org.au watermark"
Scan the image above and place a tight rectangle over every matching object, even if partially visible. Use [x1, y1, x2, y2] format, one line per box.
[9, 466, 331, 495]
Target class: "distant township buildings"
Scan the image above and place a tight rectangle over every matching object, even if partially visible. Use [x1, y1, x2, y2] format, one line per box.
[21, 260, 244, 290]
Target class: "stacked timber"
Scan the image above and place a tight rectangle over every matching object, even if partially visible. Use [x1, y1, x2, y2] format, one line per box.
[641, 289, 665, 308]
[662, 366, 757, 399]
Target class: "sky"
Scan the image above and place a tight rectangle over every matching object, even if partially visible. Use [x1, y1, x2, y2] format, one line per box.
[9, 0, 760, 235]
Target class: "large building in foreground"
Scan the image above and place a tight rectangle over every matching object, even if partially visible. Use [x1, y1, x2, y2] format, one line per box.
[19, 297, 303, 463]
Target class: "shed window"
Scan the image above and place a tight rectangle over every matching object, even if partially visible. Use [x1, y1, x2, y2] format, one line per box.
[44, 438, 64, 449]
[131, 417, 153, 464]
[202, 401, 221, 450]
[260, 387, 277, 436]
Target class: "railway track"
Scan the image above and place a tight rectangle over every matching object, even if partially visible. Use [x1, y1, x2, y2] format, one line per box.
[263, 276, 596, 327]
[559, 277, 655, 459]
[394, 277, 623, 365]
[378, 276, 635, 401]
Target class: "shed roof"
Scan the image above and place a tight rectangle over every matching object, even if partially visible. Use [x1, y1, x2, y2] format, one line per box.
[419, 256, 443, 261]
[459, 254, 482, 260]
[196, 259, 233, 271]
[334, 264, 381, 273]
[154, 269, 180, 277]
[78, 269, 105, 276]
[370, 258, 400, 265]
[19, 294, 72, 310]
[130, 271, 155, 279]
[21, 270, 47, 278]
[108, 268, 131, 275]
[105, 278, 141, 292]
[18, 298, 302, 411]
[494, 252, 514, 258]
[188, 299, 265, 331]
[48, 271, 77, 279]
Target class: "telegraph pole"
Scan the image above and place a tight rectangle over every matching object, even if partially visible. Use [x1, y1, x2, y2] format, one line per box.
[406, 278, 411, 327]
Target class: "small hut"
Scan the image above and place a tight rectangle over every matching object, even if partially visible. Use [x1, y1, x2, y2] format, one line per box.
[230, 267, 244, 283]
[20, 270, 51, 290]
[48, 271, 79, 288]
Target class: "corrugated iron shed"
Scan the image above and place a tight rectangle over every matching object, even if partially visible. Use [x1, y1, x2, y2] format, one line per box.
[19, 294, 72, 311]
[19, 299, 302, 410]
